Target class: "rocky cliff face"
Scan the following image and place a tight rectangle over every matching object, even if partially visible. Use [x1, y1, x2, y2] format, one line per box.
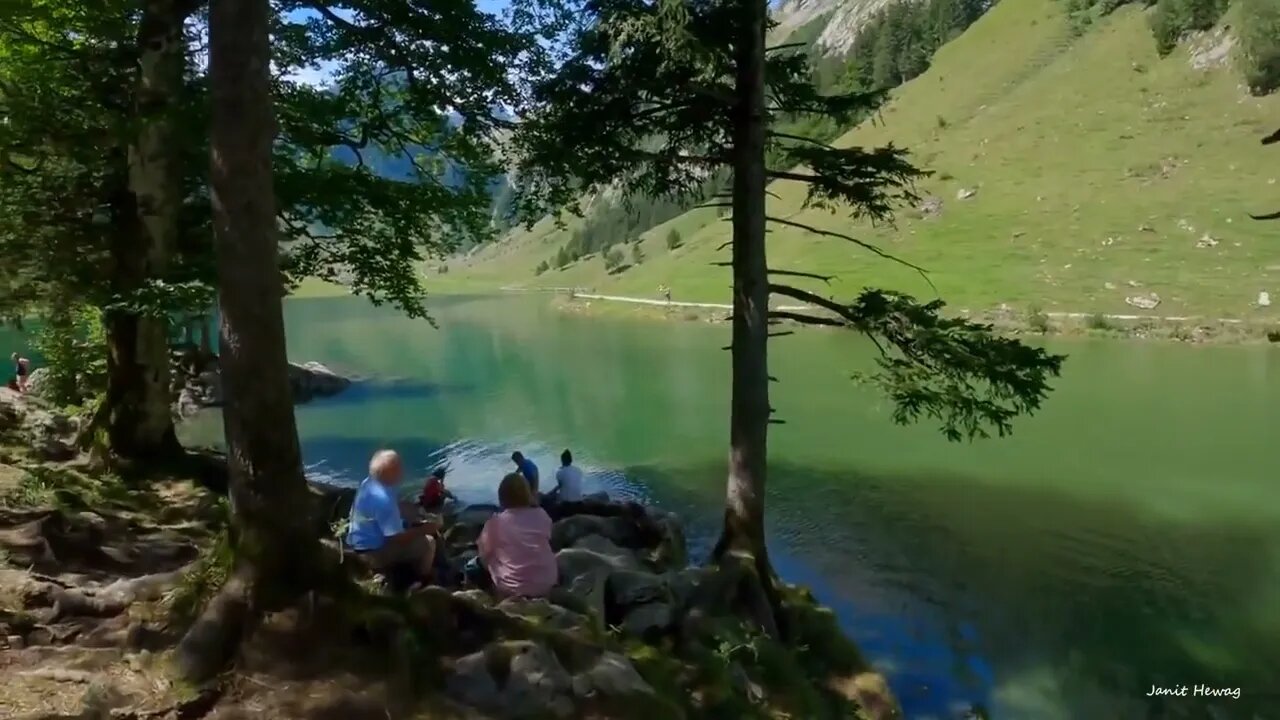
[772, 0, 900, 56]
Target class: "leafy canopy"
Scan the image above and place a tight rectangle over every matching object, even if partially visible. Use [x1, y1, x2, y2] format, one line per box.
[0, 0, 562, 319]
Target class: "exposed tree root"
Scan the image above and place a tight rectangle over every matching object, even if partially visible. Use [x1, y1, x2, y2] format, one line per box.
[173, 568, 255, 683]
[25, 569, 187, 622]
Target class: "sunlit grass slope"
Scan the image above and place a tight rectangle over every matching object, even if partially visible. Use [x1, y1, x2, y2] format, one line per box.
[438, 0, 1280, 318]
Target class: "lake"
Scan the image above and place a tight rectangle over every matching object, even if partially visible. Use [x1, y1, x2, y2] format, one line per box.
[176, 293, 1280, 719]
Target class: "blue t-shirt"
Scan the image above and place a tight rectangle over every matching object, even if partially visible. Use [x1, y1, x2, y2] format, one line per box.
[346, 477, 404, 551]
[518, 458, 540, 492]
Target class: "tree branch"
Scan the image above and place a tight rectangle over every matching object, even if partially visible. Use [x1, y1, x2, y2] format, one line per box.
[767, 132, 835, 149]
[769, 310, 843, 327]
[766, 42, 807, 53]
[764, 215, 933, 286]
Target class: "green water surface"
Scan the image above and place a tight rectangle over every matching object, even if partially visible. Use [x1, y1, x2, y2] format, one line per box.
[172, 294, 1280, 719]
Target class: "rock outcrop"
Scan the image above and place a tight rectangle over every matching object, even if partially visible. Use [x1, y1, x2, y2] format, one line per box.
[172, 351, 351, 418]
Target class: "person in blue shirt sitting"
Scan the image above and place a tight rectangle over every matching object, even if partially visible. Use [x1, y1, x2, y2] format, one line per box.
[510, 450, 540, 494]
[347, 449, 439, 588]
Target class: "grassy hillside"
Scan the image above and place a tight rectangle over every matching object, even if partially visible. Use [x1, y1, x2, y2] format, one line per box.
[435, 0, 1280, 319]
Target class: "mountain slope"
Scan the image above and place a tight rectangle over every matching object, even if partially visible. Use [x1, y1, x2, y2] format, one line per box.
[440, 0, 1280, 319]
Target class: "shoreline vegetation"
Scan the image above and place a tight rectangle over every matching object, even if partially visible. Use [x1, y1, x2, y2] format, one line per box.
[541, 290, 1280, 344]
[289, 279, 1280, 345]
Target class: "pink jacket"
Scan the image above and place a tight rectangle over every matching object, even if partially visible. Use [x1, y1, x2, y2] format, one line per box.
[477, 507, 557, 598]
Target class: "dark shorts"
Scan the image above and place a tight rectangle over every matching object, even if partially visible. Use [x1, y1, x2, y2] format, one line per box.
[360, 534, 434, 571]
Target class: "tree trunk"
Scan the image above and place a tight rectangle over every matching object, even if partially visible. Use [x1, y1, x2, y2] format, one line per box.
[712, 0, 782, 637]
[103, 0, 186, 460]
[176, 0, 319, 682]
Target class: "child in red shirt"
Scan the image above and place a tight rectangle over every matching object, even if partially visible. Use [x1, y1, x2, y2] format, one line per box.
[418, 467, 456, 512]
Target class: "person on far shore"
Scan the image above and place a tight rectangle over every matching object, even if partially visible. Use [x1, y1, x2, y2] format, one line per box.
[511, 450, 539, 494]
[11, 352, 30, 393]
[476, 473, 557, 599]
[347, 450, 440, 590]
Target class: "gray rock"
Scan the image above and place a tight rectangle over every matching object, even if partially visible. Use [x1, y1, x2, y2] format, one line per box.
[497, 597, 589, 631]
[918, 196, 943, 218]
[572, 651, 654, 699]
[667, 567, 715, 610]
[620, 602, 673, 637]
[1125, 293, 1161, 310]
[175, 356, 350, 415]
[551, 514, 641, 550]
[501, 641, 575, 718]
[288, 361, 351, 403]
[454, 504, 499, 528]
[956, 187, 977, 200]
[447, 651, 501, 711]
[608, 570, 669, 607]
[558, 563, 606, 620]
[650, 512, 687, 569]
[568, 534, 643, 570]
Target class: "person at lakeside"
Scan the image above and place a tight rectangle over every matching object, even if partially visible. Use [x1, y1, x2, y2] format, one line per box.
[346, 449, 440, 589]
[510, 450, 539, 493]
[11, 353, 30, 393]
[549, 449, 584, 503]
[418, 466, 456, 513]
[475, 472, 557, 599]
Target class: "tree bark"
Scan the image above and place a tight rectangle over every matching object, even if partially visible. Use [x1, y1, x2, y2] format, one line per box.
[713, 0, 781, 635]
[176, 0, 319, 682]
[104, 0, 186, 460]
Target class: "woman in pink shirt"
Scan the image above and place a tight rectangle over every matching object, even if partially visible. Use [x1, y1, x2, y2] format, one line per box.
[477, 473, 558, 598]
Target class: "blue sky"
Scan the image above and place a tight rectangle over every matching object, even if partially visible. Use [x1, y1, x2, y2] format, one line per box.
[284, 2, 513, 86]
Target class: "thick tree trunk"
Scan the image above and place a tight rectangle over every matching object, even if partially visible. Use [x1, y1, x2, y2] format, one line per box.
[103, 0, 186, 460]
[713, 0, 782, 637]
[176, 0, 319, 682]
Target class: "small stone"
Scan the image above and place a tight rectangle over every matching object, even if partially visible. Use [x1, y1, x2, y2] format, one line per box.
[1125, 293, 1161, 310]
[6, 634, 24, 649]
[1195, 233, 1219, 248]
[1259, 291, 1271, 307]
[956, 187, 977, 200]
[1104, 282, 1117, 290]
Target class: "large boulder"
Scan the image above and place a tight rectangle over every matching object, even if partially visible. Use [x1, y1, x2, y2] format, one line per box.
[288, 361, 351, 403]
[173, 355, 351, 416]
[551, 514, 643, 551]
[565, 535, 643, 572]
[447, 641, 575, 718]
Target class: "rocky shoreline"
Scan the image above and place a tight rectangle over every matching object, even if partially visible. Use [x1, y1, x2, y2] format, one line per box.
[0, 388, 900, 720]
[24, 351, 353, 420]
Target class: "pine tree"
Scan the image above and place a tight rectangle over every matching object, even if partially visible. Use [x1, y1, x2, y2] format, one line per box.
[513, 0, 1062, 634]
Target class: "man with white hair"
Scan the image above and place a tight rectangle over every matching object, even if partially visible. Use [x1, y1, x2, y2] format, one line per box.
[346, 449, 438, 586]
